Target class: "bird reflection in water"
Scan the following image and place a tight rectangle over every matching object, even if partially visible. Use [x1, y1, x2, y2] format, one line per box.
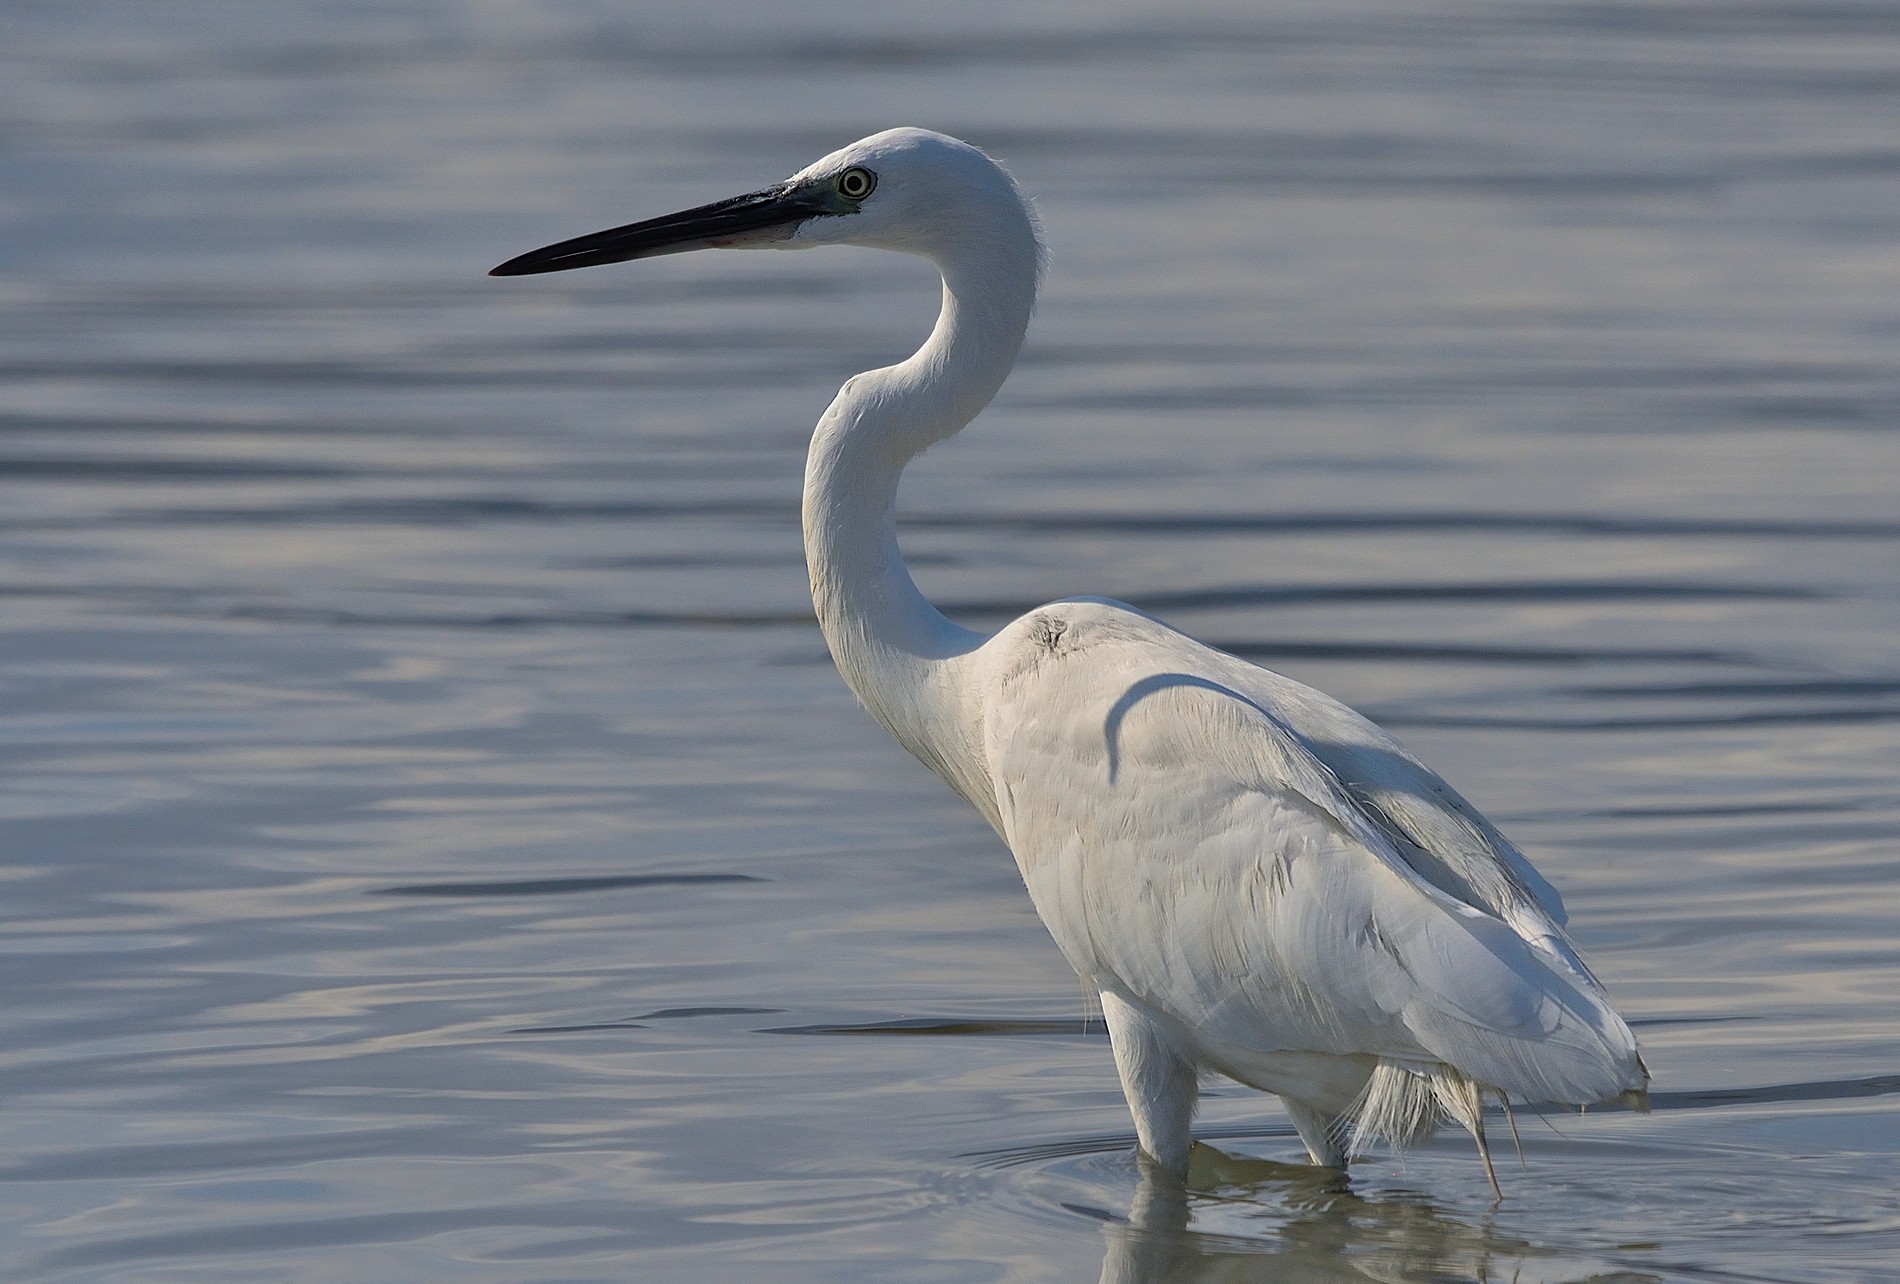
[1095, 1146, 1657, 1284]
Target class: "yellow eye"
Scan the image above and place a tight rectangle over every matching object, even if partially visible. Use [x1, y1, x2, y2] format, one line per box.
[837, 167, 876, 200]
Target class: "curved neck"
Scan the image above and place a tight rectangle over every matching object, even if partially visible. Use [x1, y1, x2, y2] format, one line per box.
[802, 235, 1038, 810]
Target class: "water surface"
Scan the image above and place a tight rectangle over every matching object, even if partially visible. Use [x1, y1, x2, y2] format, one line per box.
[2, 2, 1898, 1280]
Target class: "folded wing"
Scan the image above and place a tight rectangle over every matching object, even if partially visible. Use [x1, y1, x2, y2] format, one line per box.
[982, 603, 1644, 1107]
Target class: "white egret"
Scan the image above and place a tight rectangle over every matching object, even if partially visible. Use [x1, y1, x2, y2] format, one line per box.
[492, 128, 1648, 1194]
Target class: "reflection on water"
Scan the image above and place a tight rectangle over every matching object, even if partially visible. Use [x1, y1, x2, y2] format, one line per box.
[1098, 1150, 1577, 1284]
[966, 1057, 1900, 1282]
[3, 0, 1900, 1280]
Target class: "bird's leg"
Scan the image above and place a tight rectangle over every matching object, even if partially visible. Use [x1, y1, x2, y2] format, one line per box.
[1099, 990, 1198, 1176]
[1499, 1091, 1527, 1171]
[1433, 1072, 1504, 1200]
[1472, 1116, 1503, 1201]
[1281, 1100, 1350, 1169]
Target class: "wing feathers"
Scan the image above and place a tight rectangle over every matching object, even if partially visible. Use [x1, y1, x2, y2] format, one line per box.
[981, 603, 1645, 1110]
[1208, 688, 1642, 1101]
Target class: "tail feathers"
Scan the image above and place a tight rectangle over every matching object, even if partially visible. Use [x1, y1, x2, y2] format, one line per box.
[1345, 1059, 1450, 1156]
[1347, 1059, 1503, 1196]
[1347, 1056, 1652, 1153]
[1347, 1059, 1498, 1157]
[1346, 1056, 1654, 1196]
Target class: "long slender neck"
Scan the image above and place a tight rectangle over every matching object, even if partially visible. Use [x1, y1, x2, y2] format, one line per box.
[802, 234, 1038, 810]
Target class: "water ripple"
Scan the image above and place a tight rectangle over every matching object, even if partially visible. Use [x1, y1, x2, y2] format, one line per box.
[373, 873, 761, 897]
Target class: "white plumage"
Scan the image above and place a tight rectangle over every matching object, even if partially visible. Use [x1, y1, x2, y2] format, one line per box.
[492, 128, 1649, 1193]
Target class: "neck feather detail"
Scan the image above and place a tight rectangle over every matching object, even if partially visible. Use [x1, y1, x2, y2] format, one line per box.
[801, 227, 1039, 816]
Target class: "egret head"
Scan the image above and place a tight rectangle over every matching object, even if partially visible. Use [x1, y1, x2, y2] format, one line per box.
[490, 128, 1039, 277]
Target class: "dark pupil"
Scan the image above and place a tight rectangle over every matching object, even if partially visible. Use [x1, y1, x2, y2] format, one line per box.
[842, 170, 867, 196]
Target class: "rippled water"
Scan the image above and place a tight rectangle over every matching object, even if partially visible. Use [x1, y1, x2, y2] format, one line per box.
[3, 2, 1899, 1280]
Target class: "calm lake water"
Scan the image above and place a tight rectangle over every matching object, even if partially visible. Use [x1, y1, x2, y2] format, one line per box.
[3, 2, 1899, 1280]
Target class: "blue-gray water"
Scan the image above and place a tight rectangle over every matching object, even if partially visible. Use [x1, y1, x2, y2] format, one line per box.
[4, 2, 1899, 1280]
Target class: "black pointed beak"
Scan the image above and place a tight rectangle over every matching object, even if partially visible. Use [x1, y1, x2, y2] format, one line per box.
[489, 185, 829, 277]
